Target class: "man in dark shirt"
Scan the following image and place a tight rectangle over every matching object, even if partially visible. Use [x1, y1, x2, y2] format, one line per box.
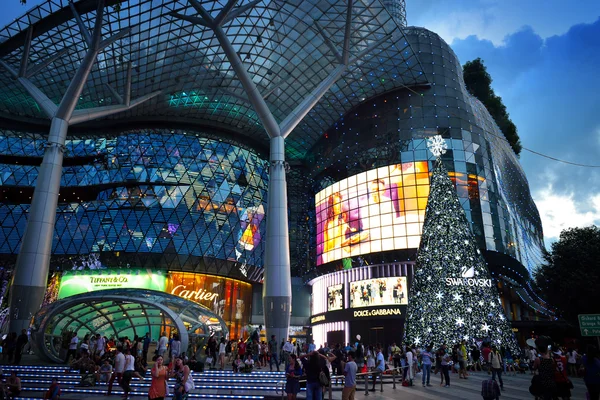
[142, 332, 151, 362]
[268, 335, 279, 371]
[13, 330, 28, 365]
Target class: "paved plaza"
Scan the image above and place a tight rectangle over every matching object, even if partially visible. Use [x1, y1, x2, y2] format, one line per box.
[3, 355, 590, 400]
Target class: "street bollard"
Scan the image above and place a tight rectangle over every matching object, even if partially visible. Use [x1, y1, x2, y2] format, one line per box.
[392, 367, 396, 389]
[328, 379, 333, 400]
[380, 371, 383, 392]
[364, 372, 369, 396]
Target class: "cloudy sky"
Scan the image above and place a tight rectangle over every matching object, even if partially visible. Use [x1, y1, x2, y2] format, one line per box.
[2, 0, 600, 249]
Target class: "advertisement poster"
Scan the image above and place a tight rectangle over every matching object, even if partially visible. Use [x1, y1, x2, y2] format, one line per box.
[315, 162, 430, 265]
[58, 271, 166, 299]
[166, 272, 252, 339]
[327, 284, 344, 311]
[349, 277, 408, 308]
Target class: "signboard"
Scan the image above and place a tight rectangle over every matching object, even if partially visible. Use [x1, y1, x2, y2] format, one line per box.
[310, 304, 407, 325]
[58, 271, 166, 299]
[578, 314, 600, 337]
[327, 284, 344, 311]
[349, 277, 408, 308]
[166, 272, 253, 339]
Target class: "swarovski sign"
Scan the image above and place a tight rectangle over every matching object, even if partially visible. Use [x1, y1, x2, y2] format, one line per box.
[445, 266, 492, 287]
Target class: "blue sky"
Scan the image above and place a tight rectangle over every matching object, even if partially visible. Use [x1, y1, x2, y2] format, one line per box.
[2, 0, 600, 248]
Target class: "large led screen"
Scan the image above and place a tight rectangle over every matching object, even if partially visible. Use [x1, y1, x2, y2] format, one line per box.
[327, 284, 344, 311]
[316, 162, 430, 265]
[349, 277, 408, 308]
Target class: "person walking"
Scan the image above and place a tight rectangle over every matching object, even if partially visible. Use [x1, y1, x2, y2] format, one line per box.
[107, 346, 125, 396]
[566, 348, 579, 377]
[121, 348, 143, 399]
[342, 351, 358, 400]
[142, 332, 151, 362]
[441, 349, 451, 387]
[148, 355, 168, 400]
[420, 345, 433, 387]
[583, 345, 600, 400]
[170, 334, 182, 359]
[64, 332, 79, 364]
[283, 339, 294, 369]
[13, 329, 28, 365]
[481, 377, 501, 400]
[219, 337, 227, 370]
[285, 354, 302, 400]
[531, 336, 556, 400]
[370, 345, 385, 391]
[269, 335, 280, 372]
[488, 346, 504, 391]
[157, 332, 168, 358]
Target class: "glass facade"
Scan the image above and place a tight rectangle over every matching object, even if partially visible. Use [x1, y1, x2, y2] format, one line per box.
[304, 27, 545, 276]
[0, 130, 268, 279]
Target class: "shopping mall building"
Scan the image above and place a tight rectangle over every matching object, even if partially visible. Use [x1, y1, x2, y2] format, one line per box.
[0, 0, 554, 360]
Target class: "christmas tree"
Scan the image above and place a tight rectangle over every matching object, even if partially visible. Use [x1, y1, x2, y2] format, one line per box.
[403, 135, 519, 354]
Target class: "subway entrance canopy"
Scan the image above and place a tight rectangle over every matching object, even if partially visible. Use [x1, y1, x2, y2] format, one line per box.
[30, 289, 228, 363]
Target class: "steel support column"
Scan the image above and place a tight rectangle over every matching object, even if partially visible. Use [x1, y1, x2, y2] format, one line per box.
[5, 0, 159, 333]
[263, 136, 292, 343]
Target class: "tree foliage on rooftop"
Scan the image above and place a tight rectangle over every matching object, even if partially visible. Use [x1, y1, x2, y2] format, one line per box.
[463, 58, 522, 156]
[534, 226, 600, 326]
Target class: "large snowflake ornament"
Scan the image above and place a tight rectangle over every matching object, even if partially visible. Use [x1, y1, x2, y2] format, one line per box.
[426, 135, 448, 157]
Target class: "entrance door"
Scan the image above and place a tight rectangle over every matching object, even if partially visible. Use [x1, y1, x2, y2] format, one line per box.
[369, 326, 384, 346]
[327, 330, 345, 347]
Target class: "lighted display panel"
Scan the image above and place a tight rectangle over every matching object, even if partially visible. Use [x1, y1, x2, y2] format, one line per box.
[315, 162, 429, 265]
[327, 284, 344, 311]
[57, 271, 166, 299]
[166, 272, 253, 340]
[349, 277, 408, 308]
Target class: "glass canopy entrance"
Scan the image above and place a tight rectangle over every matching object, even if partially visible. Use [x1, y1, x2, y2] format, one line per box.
[30, 289, 228, 363]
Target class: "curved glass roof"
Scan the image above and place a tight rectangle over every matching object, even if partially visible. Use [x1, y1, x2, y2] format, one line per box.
[0, 0, 427, 160]
[30, 288, 228, 363]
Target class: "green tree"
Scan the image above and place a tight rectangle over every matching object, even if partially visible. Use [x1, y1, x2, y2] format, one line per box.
[535, 226, 600, 326]
[463, 58, 522, 156]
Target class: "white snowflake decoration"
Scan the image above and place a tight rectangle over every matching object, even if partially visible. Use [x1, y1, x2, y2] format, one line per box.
[456, 317, 465, 327]
[426, 135, 448, 157]
[481, 323, 491, 333]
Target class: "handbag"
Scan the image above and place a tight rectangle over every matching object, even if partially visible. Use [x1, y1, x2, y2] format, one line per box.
[319, 370, 329, 386]
[529, 374, 542, 396]
[184, 376, 195, 392]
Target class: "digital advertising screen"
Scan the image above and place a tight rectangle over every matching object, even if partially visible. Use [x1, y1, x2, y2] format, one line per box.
[327, 284, 344, 311]
[349, 277, 408, 308]
[315, 162, 430, 265]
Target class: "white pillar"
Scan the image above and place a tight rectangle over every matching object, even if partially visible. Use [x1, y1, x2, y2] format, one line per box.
[262, 136, 292, 343]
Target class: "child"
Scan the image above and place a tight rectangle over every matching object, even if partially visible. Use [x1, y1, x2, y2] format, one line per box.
[232, 355, 243, 373]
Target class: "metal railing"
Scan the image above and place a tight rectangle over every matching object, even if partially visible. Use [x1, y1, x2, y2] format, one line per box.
[277, 365, 410, 399]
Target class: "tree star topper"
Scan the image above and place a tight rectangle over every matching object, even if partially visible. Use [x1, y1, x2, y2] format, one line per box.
[427, 135, 448, 157]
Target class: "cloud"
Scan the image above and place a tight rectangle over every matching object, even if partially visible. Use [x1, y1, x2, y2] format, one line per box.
[447, 18, 600, 245]
[533, 184, 600, 248]
[407, 0, 600, 46]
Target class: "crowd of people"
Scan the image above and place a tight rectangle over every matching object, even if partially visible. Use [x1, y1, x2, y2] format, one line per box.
[3, 326, 599, 400]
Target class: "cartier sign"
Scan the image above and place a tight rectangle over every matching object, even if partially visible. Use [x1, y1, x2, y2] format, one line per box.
[170, 285, 219, 302]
